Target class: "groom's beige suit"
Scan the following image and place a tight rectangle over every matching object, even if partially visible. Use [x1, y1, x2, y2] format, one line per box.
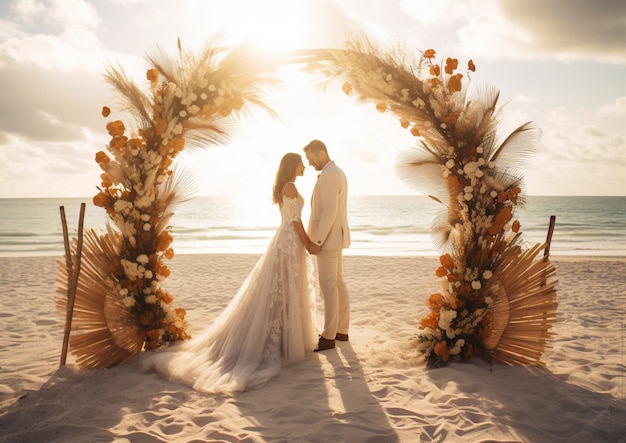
[308, 160, 350, 340]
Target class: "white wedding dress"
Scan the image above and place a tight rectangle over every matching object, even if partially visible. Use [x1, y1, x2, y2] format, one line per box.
[141, 192, 318, 394]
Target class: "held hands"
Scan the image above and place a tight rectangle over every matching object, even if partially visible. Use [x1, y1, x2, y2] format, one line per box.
[307, 241, 321, 255]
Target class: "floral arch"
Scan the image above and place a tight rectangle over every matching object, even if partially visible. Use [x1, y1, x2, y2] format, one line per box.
[57, 36, 558, 370]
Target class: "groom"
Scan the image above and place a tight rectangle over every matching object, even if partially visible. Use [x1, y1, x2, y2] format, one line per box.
[303, 139, 351, 352]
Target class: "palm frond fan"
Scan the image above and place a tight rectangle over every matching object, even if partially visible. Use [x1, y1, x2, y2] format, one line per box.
[291, 34, 558, 367]
[480, 243, 558, 365]
[57, 39, 278, 369]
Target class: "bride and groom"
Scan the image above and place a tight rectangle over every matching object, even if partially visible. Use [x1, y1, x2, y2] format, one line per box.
[142, 139, 351, 394]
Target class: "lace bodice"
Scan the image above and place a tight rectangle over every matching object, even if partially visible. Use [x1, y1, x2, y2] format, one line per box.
[280, 194, 304, 224]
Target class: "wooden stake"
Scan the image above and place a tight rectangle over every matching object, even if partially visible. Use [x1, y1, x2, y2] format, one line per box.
[59, 203, 86, 367]
[544, 215, 556, 257]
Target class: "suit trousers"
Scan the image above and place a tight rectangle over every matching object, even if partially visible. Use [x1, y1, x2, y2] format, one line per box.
[316, 248, 350, 340]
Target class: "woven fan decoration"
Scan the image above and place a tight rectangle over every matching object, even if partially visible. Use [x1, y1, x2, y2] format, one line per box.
[292, 35, 558, 367]
[57, 39, 278, 369]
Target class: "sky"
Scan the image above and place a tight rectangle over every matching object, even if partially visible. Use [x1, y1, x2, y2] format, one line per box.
[1, 0, 625, 200]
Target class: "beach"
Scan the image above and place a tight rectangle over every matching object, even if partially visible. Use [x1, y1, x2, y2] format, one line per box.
[1, 253, 625, 442]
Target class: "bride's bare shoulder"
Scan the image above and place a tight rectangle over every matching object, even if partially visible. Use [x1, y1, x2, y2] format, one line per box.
[283, 182, 298, 199]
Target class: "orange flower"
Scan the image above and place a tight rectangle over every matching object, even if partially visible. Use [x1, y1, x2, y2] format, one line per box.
[159, 291, 174, 304]
[375, 102, 387, 113]
[162, 157, 173, 169]
[420, 311, 439, 329]
[448, 73, 463, 93]
[424, 49, 436, 59]
[428, 293, 443, 309]
[175, 308, 187, 322]
[429, 64, 441, 77]
[468, 59, 476, 72]
[95, 151, 110, 165]
[440, 253, 455, 270]
[434, 341, 450, 362]
[410, 126, 420, 136]
[444, 57, 458, 75]
[430, 78, 440, 88]
[171, 137, 185, 153]
[436, 266, 448, 278]
[512, 220, 521, 233]
[164, 248, 175, 259]
[158, 264, 171, 277]
[342, 81, 352, 95]
[400, 119, 409, 129]
[106, 120, 125, 137]
[146, 68, 159, 83]
[157, 231, 173, 251]
[110, 135, 128, 149]
[488, 206, 513, 235]
[443, 111, 459, 125]
[100, 173, 112, 188]
[93, 192, 109, 208]
[101, 106, 111, 117]
[154, 118, 167, 136]
[129, 138, 143, 149]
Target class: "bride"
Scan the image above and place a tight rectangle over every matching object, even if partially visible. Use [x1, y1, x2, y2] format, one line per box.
[141, 153, 318, 393]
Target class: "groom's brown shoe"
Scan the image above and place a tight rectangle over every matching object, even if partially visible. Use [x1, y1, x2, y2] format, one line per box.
[335, 333, 349, 342]
[314, 336, 335, 352]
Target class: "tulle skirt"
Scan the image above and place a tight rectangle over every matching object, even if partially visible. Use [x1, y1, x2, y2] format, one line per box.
[141, 222, 317, 394]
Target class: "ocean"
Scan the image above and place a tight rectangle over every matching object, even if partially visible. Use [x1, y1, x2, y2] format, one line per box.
[0, 195, 624, 258]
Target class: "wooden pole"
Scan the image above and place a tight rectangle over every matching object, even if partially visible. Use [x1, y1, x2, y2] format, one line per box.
[59, 203, 86, 367]
[544, 215, 556, 258]
[60, 206, 72, 366]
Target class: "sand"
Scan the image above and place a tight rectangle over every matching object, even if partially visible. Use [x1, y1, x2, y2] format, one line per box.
[0, 254, 625, 442]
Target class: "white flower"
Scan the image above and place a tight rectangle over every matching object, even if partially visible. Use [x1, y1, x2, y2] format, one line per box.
[446, 159, 455, 169]
[179, 110, 187, 118]
[476, 147, 484, 154]
[471, 280, 482, 290]
[482, 270, 493, 280]
[463, 162, 478, 176]
[145, 295, 157, 304]
[438, 309, 458, 331]
[137, 254, 149, 264]
[145, 270, 153, 279]
[123, 296, 135, 307]
[143, 223, 151, 231]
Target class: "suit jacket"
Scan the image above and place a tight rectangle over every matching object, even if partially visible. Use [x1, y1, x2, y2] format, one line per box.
[308, 161, 350, 250]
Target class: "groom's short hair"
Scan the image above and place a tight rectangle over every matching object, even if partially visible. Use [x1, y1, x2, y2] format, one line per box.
[303, 139, 327, 155]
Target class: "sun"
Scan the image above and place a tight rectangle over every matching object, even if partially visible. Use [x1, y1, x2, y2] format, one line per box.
[209, 1, 309, 53]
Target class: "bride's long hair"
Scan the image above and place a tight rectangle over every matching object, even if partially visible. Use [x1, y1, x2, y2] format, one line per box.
[272, 152, 301, 206]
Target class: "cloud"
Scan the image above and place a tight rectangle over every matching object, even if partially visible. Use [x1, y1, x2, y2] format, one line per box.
[499, 0, 626, 62]
[0, 67, 111, 141]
